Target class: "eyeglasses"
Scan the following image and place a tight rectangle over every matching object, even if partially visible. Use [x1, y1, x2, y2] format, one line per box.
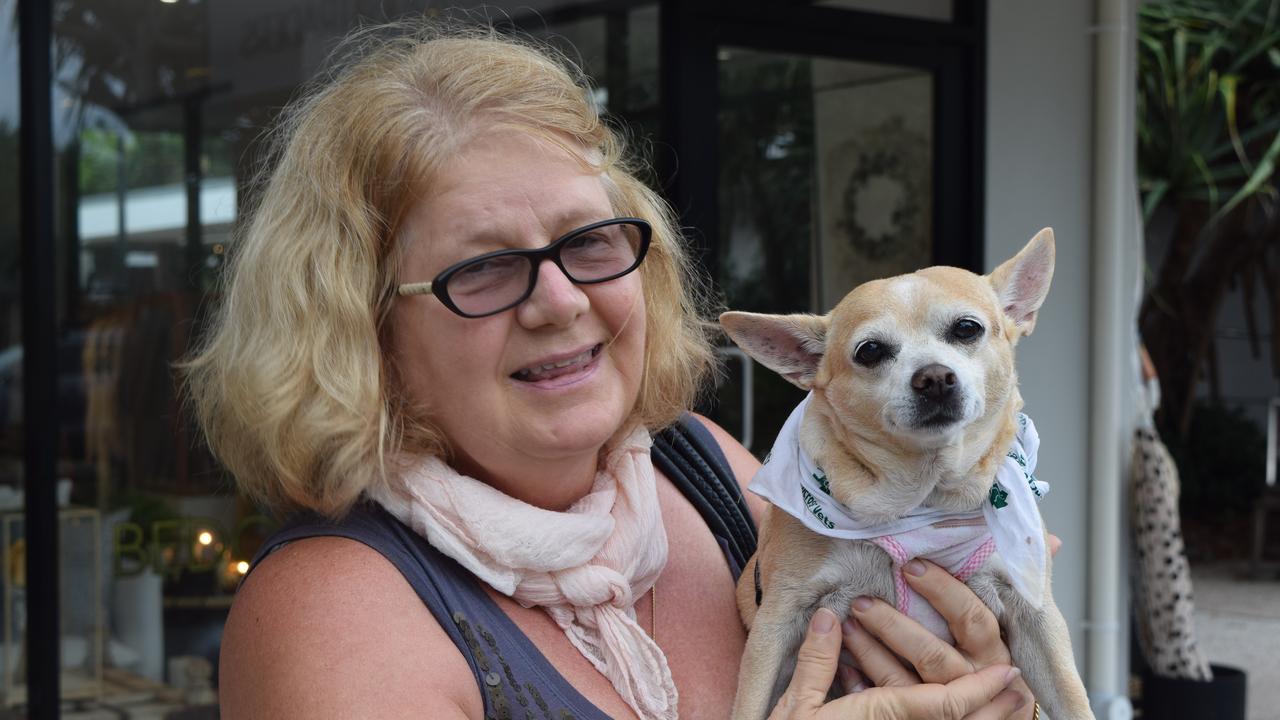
[398, 217, 652, 318]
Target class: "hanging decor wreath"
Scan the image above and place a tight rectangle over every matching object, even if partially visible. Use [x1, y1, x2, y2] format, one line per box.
[835, 116, 929, 264]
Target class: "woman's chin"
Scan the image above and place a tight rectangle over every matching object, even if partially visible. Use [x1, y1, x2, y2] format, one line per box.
[525, 406, 631, 459]
[508, 369, 640, 454]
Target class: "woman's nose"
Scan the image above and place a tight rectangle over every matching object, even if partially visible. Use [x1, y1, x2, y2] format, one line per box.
[516, 259, 590, 328]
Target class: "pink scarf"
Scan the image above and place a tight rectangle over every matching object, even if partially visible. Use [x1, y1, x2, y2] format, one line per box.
[368, 427, 677, 720]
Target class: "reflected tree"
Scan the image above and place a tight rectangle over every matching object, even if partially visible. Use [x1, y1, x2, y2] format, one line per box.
[718, 52, 815, 314]
[715, 52, 817, 451]
[1138, 0, 1280, 442]
[53, 0, 208, 112]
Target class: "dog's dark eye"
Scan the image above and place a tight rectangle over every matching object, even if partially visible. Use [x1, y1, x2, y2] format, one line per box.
[950, 319, 984, 342]
[854, 341, 888, 366]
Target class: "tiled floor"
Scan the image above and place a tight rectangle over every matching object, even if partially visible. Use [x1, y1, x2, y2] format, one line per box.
[1189, 562, 1280, 720]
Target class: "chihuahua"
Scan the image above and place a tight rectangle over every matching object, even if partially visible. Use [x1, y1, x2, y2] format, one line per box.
[721, 229, 1093, 720]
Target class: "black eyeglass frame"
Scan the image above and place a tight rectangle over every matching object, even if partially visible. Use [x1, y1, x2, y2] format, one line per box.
[397, 217, 653, 318]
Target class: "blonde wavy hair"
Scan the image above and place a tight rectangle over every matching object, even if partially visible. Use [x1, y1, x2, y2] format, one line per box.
[183, 21, 716, 519]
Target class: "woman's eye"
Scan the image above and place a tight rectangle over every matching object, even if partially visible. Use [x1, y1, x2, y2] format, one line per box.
[567, 232, 607, 248]
[455, 259, 507, 282]
[458, 260, 496, 276]
[854, 341, 888, 366]
[449, 255, 524, 294]
[565, 232, 616, 257]
[950, 319, 984, 342]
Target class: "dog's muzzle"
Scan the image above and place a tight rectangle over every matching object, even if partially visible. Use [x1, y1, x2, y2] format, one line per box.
[909, 363, 965, 427]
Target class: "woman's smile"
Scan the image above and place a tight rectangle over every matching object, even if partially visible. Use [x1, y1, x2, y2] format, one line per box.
[511, 343, 601, 384]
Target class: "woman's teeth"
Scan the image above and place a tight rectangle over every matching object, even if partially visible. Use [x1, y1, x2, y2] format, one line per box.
[513, 346, 598, 380]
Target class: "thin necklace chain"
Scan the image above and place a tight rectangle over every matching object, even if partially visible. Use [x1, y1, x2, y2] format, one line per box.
[650, 584, 657, 642]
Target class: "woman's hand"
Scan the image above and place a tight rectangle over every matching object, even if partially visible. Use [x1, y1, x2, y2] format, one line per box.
[841, 559, 1036, 720]
[837, 533, 1062, 719]
[767, 535, 1062, 719]
[768, 607, 1025, 720]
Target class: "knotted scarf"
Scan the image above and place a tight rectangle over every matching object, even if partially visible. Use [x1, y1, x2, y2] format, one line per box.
[368, 426, 677, 720]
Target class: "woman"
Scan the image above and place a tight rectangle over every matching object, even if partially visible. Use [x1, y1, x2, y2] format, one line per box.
[186, 22, 1036, 720]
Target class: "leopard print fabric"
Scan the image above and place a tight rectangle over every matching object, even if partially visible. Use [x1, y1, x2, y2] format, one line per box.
[1129, 427, 1212, 680]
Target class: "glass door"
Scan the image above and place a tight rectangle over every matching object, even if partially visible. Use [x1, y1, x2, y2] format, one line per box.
[41, 2, 664, 715]
[713, 48, 938, 452]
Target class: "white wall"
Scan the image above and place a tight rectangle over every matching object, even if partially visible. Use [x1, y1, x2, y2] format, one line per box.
[986, 0, 1113, 682]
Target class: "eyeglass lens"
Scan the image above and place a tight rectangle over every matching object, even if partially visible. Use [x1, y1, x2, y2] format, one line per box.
[446, 221, 645, 316]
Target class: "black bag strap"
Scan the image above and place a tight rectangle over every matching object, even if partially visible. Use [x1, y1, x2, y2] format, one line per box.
[651, 415, 758, 581]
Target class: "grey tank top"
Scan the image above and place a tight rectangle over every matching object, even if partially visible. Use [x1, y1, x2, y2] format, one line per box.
[247, 415, 757, 720]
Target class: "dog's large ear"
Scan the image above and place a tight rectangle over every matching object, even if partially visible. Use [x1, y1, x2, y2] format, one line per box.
[720, 311, 828, 390]
[988, 228, 1055, 336]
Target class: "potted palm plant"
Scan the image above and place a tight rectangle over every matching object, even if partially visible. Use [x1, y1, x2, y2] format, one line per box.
[1133, 0, 1280, 716]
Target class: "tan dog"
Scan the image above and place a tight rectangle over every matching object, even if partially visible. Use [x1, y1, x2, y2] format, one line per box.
[722, 230, 1093, 720]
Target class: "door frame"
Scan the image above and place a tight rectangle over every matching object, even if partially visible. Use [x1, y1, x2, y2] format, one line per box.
[659, 0, 987, 285]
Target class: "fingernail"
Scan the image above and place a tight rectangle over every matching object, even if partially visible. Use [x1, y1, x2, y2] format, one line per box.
[842, 619, 858, 635]
[811, 608, 836, 634]
[852, 596, 873, 612]
[1013, 693, 1028, 710]
[1004, 667, 1022, 685]
[905, 559, 926, 576]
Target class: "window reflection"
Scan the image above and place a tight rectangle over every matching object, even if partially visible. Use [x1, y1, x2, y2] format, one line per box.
[26, 1, 662, 715]
[0, 0, 27, 709]
[715, 48, 934, 455]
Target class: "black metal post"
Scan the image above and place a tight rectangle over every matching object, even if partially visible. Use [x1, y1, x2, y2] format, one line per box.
[18, 0, 62, 715]
[658, 0, 720, 281]
[62, 139, 81, 326]
[965, 0, 988, 271]
[185, 96, 204, 290]
[604, 10, 630, 113]
[116, 131, 129, 291]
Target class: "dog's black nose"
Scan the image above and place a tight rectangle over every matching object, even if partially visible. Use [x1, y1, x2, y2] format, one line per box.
[911, 364, 957, 400]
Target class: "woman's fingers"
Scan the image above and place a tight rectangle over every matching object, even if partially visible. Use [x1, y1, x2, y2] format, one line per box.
[847, 595, 973, 684]
[907, 666, 1022, 720]
[781, 605, 1023, 720]
[899, 560, 1007, 665]
[962, 688, 1027, 720]
[837, 648, 869, 694]
[842, 614, 923, 687]
[768, 608, 842, 718]
[835, 665, 1022, 720]
[838, 661, 868, 695]
[899, 559, 1038, 713]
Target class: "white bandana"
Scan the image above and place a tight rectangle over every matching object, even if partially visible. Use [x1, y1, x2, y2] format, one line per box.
[749, 394, 1050, 607]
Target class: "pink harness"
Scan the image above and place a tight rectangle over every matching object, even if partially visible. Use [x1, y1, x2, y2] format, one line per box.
[869, 516, 995, 643]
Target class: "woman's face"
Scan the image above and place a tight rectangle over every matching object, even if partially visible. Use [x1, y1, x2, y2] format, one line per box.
[389, 131, 647, 504]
